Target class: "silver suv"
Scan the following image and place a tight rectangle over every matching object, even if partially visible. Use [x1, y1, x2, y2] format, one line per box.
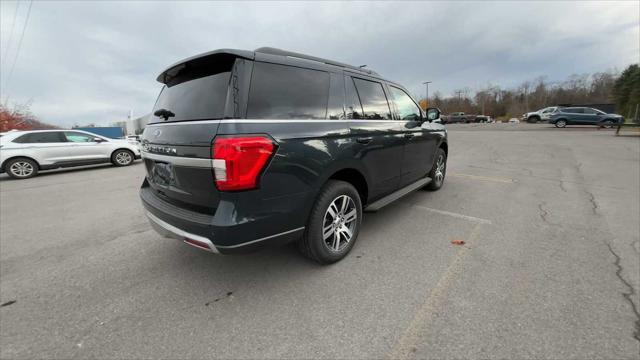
[0, 130, 141, 179]
[522, 106, 562, 123]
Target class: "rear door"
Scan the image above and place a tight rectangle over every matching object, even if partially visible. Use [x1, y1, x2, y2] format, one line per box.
[388, 85, 437, 186]
[348, 76, 404, 198]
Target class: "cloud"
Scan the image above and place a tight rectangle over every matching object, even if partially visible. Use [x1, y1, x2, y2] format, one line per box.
[0, 0, 638, 126]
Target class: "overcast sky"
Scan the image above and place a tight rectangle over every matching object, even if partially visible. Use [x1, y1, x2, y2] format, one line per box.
[0, 1, 638, 127]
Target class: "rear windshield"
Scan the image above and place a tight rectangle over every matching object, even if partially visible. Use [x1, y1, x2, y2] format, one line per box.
[151, 58, 235, 123]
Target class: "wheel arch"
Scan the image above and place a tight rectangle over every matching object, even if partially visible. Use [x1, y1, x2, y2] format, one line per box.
[1, 155, 40, 172]
[111, 147, 135, 158]
[326, 168, 369, 206]
[439, 141, 448, 157]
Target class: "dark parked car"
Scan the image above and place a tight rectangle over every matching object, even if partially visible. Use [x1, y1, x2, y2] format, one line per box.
[140, 47, 448, 264]
[548, 107, 624, 128]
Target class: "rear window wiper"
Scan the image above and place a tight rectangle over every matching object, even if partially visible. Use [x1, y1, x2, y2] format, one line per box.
[153, 108, 176, 120]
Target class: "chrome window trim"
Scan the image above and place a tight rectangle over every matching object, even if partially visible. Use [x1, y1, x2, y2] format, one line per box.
[146, 119, 403, 126]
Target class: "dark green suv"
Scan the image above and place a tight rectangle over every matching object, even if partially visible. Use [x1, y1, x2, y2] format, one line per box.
[549, 107, 624, 128]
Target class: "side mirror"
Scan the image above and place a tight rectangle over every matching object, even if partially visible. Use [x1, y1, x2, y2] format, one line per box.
[426, 108, 441, 122]
[93, 137, 106, 143]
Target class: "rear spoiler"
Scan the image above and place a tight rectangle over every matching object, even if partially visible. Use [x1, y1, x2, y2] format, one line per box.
[156, 49, 255, 85]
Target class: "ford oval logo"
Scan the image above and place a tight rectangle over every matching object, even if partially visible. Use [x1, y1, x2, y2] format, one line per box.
[153, 129, 161, 137]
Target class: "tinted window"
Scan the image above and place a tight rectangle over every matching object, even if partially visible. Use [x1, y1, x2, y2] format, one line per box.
[584, 108, 604, 115]
[327, 73, 345, 120]
[152, 64, 233, 123]
[389, 86, 421, 120]
[65, 131, 96, 142]
[13, 132, 66, 143]
[562, 108, 583, 114]
[352, 78, 392, 120]
[345, 77, 363, 119]
[247, 62, 329, 119]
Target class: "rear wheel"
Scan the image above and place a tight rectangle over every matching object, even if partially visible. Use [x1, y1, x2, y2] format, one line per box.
[299, 180, 362, 264]
[555, 119, 567, 128]
[425, 148, 446, 191]
[5, 158, 38, 179]
[111, 149, 134, 166]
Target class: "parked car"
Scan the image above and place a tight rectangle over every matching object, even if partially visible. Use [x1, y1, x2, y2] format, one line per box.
[140, 47, 448, 264]
[442, 112, 489, 124]
[522, 106, 563, 123]
[0, 129, 141, 179]
[548, 107, 624, 128]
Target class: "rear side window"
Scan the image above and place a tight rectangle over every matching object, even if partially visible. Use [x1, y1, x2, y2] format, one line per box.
[352, 78, 392, 120]
[64, 131, 95, 142]
[562, 108, 583, 114]
[152, 58, 235, 123]
[389, 86, 421, 121]
[247, 62, 329, 119]
[13, 132, 67, 143]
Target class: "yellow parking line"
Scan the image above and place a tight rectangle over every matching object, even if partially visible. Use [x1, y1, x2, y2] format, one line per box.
[449, 172, 515, 183]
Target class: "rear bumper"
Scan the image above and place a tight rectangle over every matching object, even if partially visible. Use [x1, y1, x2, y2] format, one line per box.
[140, 184, 309, 254]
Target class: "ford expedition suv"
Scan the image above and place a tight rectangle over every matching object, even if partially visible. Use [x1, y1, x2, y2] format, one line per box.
[140, 47, 448, 264]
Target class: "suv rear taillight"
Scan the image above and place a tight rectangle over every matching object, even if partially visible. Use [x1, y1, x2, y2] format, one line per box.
[212, 136, 275, 191]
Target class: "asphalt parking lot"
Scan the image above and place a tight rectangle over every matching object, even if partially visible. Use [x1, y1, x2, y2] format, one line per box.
[1, 123, 639, 359]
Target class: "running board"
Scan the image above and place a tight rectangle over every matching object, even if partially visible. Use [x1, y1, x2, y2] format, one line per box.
[364, 177, 431, 212]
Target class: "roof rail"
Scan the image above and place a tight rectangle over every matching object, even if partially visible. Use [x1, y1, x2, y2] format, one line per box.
[255, 47, 379, 76]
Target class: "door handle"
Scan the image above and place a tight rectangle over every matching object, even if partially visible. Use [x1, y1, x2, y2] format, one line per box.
[356, 137, 373, 144]
[404, 133, 415, 139]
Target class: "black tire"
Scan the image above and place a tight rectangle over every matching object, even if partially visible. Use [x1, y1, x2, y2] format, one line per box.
[600, 120, 614, 129]
[527, 116, 540, 123]
[425, 148, 447, 191]
[111, 149, 134, 167]
[5, 157, 39, 179]
[299, 180, 362, 264]
[555, 119, 567, 128]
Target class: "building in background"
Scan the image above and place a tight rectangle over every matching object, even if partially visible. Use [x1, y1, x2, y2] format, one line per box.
[129, 114, 150, 135]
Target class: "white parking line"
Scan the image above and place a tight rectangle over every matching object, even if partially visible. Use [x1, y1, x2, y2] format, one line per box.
[386, 223, 484, 359]
[411, 204, 492, 225]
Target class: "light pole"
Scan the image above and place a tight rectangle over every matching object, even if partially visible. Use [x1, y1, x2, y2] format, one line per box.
[422, 81, 432, 109]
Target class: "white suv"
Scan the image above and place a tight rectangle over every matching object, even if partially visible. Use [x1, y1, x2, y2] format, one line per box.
[0, 129, 141, 179]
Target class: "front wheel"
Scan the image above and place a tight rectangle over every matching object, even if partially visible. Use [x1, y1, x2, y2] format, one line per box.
[600, 120, 614, 129]
[299, 180, 362, 264]
[111, 149, 134, 166]
[425, 148, 447, 191]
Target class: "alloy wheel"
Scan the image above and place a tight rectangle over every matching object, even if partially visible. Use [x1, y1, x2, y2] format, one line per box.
[434, 155, 445, 184]
[115, 151, 132, 165]
[9, 161, 34, 178]
[322, 195, 357, 252]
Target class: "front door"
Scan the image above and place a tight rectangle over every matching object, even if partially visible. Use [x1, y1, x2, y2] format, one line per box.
[63, 131, 111, 161]
[347, 75, 404, 200]
[388, 85, 437, 186]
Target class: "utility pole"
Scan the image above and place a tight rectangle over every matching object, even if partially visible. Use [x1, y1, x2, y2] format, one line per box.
[422, 81, 432, 109]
